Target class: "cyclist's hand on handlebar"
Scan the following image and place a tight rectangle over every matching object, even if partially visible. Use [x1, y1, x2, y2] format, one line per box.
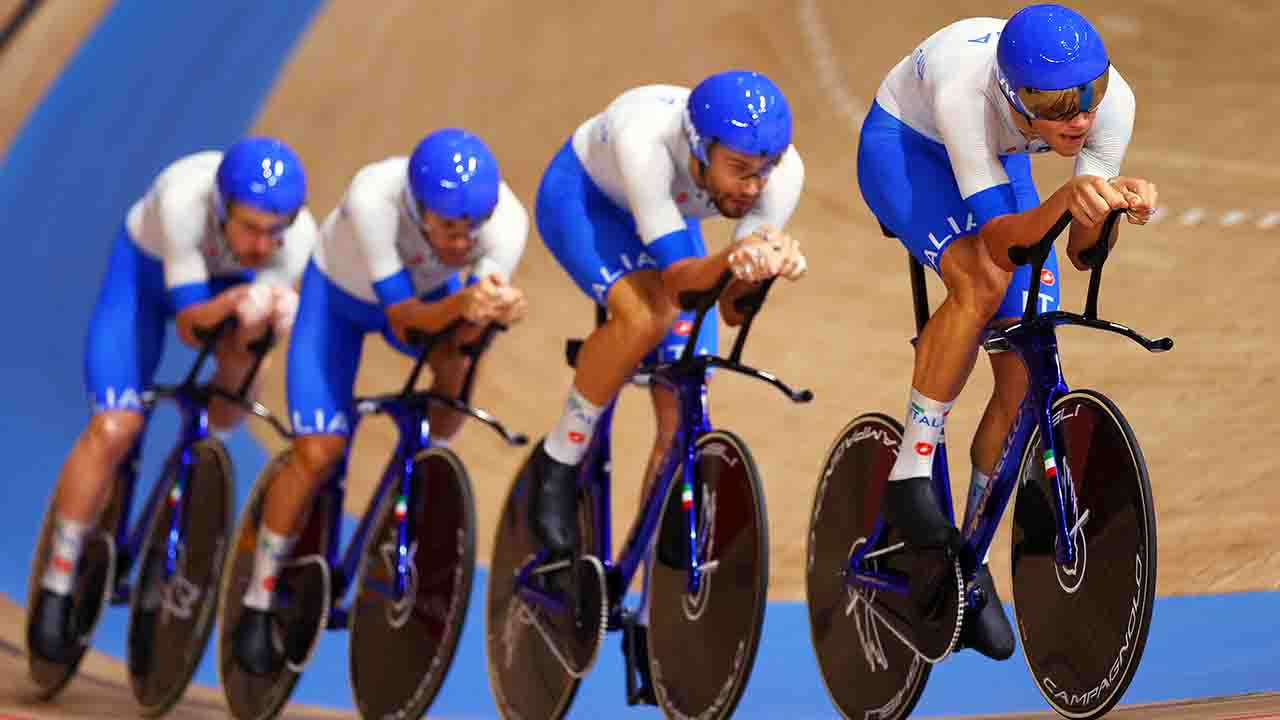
[460, 273, 507, 324]
[728, 227, 806, 284]
[1108, 176, 1158, 225]
[766, 227, 808, 281]
[493, 284, 528, 325]
[1068, 175, 1131, 228]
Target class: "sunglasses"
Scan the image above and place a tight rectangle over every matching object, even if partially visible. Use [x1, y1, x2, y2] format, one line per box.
[1017, 68, 1110, 122]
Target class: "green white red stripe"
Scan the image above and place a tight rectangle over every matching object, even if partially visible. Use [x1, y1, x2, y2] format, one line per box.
[681, 483, 694, 510]
[1043, 450, 1058, 479]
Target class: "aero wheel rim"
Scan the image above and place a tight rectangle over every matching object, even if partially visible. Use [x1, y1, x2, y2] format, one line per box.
[486, 445, 583, 720]
[807, 415, 929, 720]
[650, 432, 766, 720]
[1013, 392, 1155, 718]
[352, 449, 473, 719]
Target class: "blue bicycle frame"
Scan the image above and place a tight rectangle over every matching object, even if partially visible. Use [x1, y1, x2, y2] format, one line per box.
[109, 320, 287, 604]
[848, 210, 1172, 598]
[307, 322, 525, 630]
[515, 273, 811, 626]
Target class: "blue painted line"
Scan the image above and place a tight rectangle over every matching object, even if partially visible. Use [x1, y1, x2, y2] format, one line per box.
[1, 0, 1278, 717]
[275, 577, 1280, 718]
[0, 0, 326, 701]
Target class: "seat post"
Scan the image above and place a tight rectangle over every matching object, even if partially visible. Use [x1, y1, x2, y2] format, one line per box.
[879, 221, 931, 335]
[908, 256, 930, 336]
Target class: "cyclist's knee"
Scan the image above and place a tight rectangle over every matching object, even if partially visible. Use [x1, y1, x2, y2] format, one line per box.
[607, 272, 679, 349]
[651, 386, 679, 445]
[290, 434, 347, 484]
[941, 237, 1010, 320]
[617, 297, 678, 350]
[84, 411, 144, 464]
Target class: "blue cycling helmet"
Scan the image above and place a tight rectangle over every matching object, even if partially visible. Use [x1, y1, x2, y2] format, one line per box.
[997, 4, 1110, 120]
[684, 70, 793, 166]
[216, 136, 307, 215]
[407, 129, 501, 222]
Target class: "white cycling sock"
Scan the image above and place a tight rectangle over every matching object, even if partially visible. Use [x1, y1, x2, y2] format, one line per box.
[544, 387, 602, 466]
[41, 516, 88, 596]
[242, 527, 297, 611]
[889, 389, 953, 482]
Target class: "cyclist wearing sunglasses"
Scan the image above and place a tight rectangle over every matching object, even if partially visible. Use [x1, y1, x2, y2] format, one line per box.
[853, 4, 1158, 663]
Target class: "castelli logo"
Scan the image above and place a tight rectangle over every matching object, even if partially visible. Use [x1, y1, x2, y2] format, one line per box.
[568, 431, 585, 444]
[1041, 269, 1056, 286]
[677, 192, 689, 204]
[674, 320, 693, 337]
[915, 442, 934, 457]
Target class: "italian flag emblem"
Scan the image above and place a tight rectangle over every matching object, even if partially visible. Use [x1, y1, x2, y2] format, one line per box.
[394, 494, 408, 521]
[681, 483, 694, 511]
[1043, 450, 1058, 480]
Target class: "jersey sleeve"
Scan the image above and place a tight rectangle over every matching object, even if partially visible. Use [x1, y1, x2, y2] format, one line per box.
[734, 145, 805, 239]
[158, 188, 215, 311]
[1075, 68, 1134, 178]
[611, 122, 696, 269]
[254, 207, 318, 287]
[471, 182, 529, 281]
[344, 178, 412, 307]
[935, 88, 1020, 228]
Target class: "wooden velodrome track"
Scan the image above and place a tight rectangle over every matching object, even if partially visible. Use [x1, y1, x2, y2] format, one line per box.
[1, 1, 1276, 717]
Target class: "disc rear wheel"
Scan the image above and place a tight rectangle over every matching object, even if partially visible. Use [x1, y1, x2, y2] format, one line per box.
[806, 414, 931, 720]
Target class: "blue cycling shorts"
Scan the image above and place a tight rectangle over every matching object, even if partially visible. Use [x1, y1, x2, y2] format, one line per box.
[84, 226, 248, 415]
[286, 260, 465, 437]
[856, 101, 1061, 320]
[536, 139, 717, 364]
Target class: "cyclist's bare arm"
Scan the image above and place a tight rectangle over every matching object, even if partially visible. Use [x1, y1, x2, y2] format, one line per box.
[982, 175, 1132, 272]
[385, 274, 521, 347]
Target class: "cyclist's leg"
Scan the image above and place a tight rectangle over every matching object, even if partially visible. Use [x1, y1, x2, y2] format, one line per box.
[263, 263, 364, 551]
[857, 102, 1012, 549]
[62, 228, 162, 551]
[529, 140, 679, 556]
[960, 156, 1050, 662]
[233, 262, 361, 674]
[967, 155, 1061, 519]
[33, 228, 159, 658]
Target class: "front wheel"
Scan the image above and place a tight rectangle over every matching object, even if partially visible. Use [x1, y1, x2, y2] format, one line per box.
[485, 441, 602, 720]
[806, 414, 930, 720]
[647, 430, 768, 720]
[217, 450, 334, 720]
[128, 438, 233, 717]
[349, 447, 476, 719]
[1012, 389, 1157, 720]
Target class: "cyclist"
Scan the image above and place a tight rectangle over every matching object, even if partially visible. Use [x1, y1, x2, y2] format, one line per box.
[230, 128, 529, 675]
[29, 137, 315, 662]
[526, 69, 807, 688]
[856, 4, 1158, 660]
